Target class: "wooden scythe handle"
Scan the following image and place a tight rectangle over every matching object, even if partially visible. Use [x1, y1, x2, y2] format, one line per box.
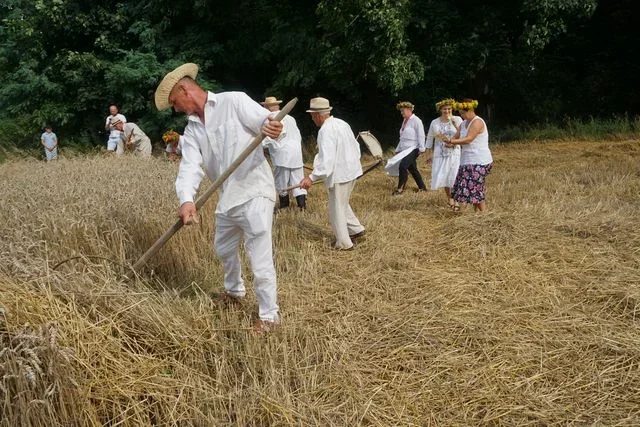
[283, 159, 381, 192]
[131, 97, 298, 272]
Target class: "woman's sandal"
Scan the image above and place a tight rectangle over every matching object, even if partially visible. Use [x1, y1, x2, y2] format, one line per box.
[452, 203, 461, 212]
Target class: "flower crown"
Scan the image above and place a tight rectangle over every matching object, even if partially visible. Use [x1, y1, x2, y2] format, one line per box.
[454, 100, 479, 111]
[396, 101, 415, 110]
[435, 98, 455, 112]
[162, 130, 180, 144]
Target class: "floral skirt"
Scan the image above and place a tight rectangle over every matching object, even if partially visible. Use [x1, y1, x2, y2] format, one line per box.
[452, 163, 493, 204]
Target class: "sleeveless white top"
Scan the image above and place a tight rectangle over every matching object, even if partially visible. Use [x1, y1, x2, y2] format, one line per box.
[459, 116, 492, 165]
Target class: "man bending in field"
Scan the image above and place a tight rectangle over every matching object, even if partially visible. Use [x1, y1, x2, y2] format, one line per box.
[154, 63, 283, 333]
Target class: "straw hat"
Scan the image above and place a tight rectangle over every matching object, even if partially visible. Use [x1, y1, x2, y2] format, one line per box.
[306, 97, 333, 113]
[111, 118, 123, 126]
[154, 63, 199, 111]
[260, 96, 282, 106]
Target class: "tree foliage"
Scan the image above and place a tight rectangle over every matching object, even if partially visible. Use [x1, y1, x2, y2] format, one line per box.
[1, 0, 633, 149]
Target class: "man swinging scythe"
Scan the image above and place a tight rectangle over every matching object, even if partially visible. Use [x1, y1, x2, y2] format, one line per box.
[153, 63, 288, 333]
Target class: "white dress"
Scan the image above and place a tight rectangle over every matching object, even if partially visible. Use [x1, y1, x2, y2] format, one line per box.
[426, 116, 463, 189]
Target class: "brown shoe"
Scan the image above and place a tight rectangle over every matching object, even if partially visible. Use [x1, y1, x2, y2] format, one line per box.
[213, 293, 243, 306]
[253, 319, 280, 334]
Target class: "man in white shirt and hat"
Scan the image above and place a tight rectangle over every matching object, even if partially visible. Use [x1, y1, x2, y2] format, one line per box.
[154, 63, 283, 332]
[299, 97, 366, 250]
[260, 96, 307, 211]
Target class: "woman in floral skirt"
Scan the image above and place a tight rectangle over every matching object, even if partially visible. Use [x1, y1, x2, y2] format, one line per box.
[444, 99, 493, 212]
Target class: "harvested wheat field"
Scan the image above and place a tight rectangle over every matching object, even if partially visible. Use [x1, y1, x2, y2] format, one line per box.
[1, 139, 640, 425]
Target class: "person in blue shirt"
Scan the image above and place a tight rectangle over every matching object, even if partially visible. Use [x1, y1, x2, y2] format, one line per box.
[40, 126, 58, 161]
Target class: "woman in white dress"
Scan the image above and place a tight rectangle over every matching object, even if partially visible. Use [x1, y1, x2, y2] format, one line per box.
[425, 98, 463, 208]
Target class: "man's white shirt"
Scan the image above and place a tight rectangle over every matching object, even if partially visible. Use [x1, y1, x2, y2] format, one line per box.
[262, 114, 303, 168]
[176, 91, 276, 214]
[309, 116, 362, 188]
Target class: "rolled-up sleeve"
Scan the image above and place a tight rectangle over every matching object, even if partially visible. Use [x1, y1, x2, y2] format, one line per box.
[175, 127, 205, 206]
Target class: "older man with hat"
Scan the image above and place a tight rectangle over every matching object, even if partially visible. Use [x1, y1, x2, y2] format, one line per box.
[260, 96, 307, 211]
[299, 97, 366, 250]
[112, 119, 152, 158]
[154, 63, 284, 332]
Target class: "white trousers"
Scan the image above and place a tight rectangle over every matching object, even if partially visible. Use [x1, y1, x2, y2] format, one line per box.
[214, 197, 279, 322]
[107, 135, 119, 151]
[327, 180, 365, 249]
[45, 147, 58, 161]
[274, 166, 307, 197]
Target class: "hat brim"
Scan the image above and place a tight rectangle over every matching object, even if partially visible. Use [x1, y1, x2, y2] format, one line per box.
[306, 107, 333, 113]
[154, 63, 199, 111]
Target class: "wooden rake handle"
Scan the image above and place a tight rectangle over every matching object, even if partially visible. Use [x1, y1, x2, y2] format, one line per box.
[131, 97, 298, 272]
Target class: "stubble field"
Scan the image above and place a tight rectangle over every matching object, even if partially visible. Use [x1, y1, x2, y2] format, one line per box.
[1, 139, 640, 425]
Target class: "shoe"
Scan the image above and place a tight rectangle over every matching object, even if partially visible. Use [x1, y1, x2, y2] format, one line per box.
[213, 293, 243, 306]
[452, 203, 461, 212]
[392, 189, 403, 196]
[253, 319, 279, 334]
[416, 188, 427, 193]
[349, 230, 366, 241]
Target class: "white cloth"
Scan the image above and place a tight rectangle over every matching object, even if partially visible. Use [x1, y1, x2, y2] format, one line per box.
[394, 114, 426, 153]
[309, 116, 362, 188]
[328, 180, 365, 249]
[105, 114, 126, 151]
[176, 91, 276, 214]
[274, 167, 307, 197]
[262, 114, 303, 168]
[460, 116, 493, 165]
[426, 116, 463, 189]
[165, 136, 183, 155]
[214, 197, 279, 322]
[118, 123, 152, 158]
[384, 147, 415, 177]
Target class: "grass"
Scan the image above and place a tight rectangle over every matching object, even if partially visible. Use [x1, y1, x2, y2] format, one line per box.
[1, 138, 640, 425]
[493, 116, 640, 143]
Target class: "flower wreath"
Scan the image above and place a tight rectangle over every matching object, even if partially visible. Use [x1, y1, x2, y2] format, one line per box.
[396, 101, 415, 110]
[162, 130, 180, 145]
[454, 99, 479, 111]
[435, 98, 456, 112]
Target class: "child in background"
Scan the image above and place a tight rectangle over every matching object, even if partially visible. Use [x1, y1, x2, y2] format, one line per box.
[41, 126, 58, 161]
[162, 130, 182, 161]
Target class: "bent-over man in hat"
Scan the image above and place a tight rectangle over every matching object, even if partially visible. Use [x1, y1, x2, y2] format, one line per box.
[112, 119, 152, 158]
[260, 96, 307, 210]
[299, 97, 366, 250]
[154, 63, 283, 332]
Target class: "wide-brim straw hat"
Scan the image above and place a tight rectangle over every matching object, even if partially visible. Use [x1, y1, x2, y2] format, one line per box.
[261, 96, 282, 106]
[306, 97, 333, 113]
[154, 63, 199, 111]
[111, 118, 123, 126]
